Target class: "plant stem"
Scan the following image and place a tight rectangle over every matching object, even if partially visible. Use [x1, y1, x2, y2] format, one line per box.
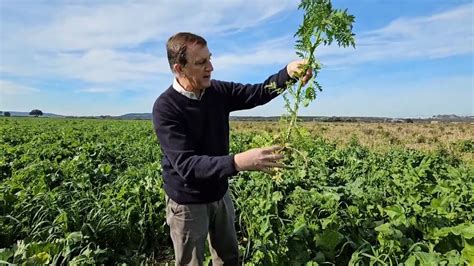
[283, 39, 318, 144]
[284, 82, 304, 143]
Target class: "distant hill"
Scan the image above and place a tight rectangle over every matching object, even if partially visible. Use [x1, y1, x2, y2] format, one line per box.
[432, 114, 474, 121]
[113, 114, 474, 123]
[118, 113, 152, 120]
[2, 111, 473, 123]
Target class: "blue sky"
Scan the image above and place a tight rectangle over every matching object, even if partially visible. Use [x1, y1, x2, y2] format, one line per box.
[0, 0, 473, 118]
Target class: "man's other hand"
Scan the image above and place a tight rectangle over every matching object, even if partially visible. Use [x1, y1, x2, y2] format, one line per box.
[234, 146, 285, 173]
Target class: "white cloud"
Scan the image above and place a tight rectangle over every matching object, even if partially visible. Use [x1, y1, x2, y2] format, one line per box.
[319, 3, 474, 66]
[0, 0, 296, 85]
[75, 87, 116, 93]
[211, 3, 474, 70]
[2, 0, 296, 52]
[1, 2, 472, 83]
[0, 80, 40, 95]
[1, 49, 170, 83]
[1, 1, 472, 117]
[233, 75, 473, 118]
[305, 75, 474, 117]
[213, 48, 295, 70]
[53, 49, 169, 83]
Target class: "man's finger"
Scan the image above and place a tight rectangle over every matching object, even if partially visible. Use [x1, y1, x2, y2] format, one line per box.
[263, 153, 284, 161]
[301, 69, 313, 86]
[263, 145, 283, 154]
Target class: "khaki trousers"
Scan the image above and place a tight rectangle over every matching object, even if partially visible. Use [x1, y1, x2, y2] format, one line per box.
[165, 191, 239, 266]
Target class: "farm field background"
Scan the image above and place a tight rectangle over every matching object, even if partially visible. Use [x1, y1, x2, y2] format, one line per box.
[1, 118, 473, 265]
[231, 121, 474, 162]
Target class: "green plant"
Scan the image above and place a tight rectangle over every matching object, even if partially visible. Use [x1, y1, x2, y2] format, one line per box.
[1, 117, 472, 264]
[282, 0, 355, 143]
[270, 0, 355, 168]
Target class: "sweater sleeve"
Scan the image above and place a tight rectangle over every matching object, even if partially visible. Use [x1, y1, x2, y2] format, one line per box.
[152, 102, 237, 182]
[223, 66, 295, 112]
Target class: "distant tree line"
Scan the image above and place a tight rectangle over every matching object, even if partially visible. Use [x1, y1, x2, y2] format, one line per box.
[29, 109, 43, 117]
[1, 109, 44, 117]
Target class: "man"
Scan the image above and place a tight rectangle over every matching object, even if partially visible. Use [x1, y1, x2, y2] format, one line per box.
[152, 32, 312, 265]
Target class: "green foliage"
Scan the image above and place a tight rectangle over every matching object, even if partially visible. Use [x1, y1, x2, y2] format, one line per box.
[454, 139, 474, 153]
[232, 133, 473, 265]
[29, 109, 43, 117]
[1, 118, 473, 264]
[278, 0, 355, 146]
[0, 118, 168, 264]
[268, 0, 356, 178]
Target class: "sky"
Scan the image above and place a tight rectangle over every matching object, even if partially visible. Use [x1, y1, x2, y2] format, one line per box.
[0, 0, 473, 118]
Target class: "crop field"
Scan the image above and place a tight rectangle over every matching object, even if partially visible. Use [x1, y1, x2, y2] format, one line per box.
[1, 118, 473, 265]
[231, 121, 474, 163]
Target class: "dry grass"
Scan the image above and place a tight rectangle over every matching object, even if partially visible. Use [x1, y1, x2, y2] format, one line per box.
[230, 121, 474, 164]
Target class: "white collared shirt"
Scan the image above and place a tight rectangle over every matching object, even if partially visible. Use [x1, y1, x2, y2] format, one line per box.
[173, 78, 205, 100]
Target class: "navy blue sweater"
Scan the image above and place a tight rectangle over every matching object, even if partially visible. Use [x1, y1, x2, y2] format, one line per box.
[152, 67, 292, 204]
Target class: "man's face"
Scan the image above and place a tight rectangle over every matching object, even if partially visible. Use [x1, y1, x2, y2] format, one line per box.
[178, 44, 213, 92]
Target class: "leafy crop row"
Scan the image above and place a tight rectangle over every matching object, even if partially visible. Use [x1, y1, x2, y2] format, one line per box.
[1, 118, 472, 265]
[230, 129, 473, 265]
[1, 119, 167, 264]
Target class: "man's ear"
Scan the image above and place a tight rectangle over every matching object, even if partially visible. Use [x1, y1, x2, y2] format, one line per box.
[173, 64, 184, 76]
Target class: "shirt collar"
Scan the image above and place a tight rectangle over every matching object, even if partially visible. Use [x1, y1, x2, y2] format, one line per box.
[173, 78, 205, 100]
